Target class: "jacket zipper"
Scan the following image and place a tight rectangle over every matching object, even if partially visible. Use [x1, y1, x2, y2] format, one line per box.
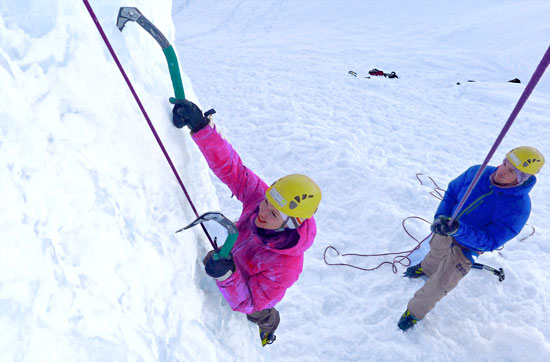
[456, 186, 494, 221]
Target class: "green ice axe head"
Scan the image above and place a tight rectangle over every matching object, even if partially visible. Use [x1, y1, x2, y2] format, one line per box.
[179, 212, 238, 260]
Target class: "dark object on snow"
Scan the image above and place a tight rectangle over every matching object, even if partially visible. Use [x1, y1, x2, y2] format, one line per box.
[457, 78, 521, 86]
[368, 68, 398, 78]
[348, 70, 358, 77]
[368, 68, 385, 76]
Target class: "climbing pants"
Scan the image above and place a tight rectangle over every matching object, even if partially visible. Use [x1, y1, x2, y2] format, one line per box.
[407, 234, 472, 319]
[247, 308, 280, 334]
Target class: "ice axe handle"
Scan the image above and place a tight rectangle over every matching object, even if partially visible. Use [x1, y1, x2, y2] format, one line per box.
[472, 263, 505, 282]
[213, 233, 238, 261]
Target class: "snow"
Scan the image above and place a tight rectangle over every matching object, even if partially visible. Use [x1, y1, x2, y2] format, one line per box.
[1, 0, 549, 361]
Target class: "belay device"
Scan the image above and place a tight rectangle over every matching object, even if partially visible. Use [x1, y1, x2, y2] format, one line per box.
[177, 212, 238, 260]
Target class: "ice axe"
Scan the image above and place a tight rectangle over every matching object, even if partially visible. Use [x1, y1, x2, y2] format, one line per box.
[177, 212, 238, 260]
[117, 7, 185, 103]
[472, 262, 505, 282]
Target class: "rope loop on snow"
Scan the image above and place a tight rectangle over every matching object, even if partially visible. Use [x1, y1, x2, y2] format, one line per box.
[82, 0, 215, 248]
[415, 173, 445, 200]
[323, 216, 432, 273]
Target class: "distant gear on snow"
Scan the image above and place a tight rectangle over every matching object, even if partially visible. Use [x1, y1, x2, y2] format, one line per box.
[347, 69, 399, 79]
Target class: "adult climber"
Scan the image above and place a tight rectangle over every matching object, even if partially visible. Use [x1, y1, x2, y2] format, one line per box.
[399, 146, 545, 331]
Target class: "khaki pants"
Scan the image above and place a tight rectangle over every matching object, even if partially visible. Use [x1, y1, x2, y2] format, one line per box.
[247, 308, 280, 334]
[407, 234, 472, 320]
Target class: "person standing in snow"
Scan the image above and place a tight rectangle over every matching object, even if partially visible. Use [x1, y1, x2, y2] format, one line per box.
[398, 146, 545, 331]
[171, 99, 322, 346]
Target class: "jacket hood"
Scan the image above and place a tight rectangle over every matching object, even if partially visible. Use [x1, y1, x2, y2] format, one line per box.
[272, 216, 316, 256]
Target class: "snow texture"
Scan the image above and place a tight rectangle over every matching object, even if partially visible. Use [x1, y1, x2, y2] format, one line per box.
[1, 0, 549, 361]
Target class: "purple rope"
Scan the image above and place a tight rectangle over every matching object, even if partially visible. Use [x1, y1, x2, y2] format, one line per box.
[82, 0, 215, 247]
[451, 44, 550, 222]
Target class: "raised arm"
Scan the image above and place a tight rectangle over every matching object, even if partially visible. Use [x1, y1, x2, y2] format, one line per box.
[192, 125, 267, 205]
[171, 98, 267, 205]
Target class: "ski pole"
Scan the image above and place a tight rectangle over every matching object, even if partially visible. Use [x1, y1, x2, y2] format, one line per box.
[472, 262, 505, 282]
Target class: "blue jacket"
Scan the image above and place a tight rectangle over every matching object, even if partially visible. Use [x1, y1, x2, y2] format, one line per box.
[435, 165, 535, 254]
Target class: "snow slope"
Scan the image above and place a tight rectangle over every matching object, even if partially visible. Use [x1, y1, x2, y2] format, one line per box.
[1, 0, 549, 361]
[1, 0, 256, 360]
[173, 0, 550, 361]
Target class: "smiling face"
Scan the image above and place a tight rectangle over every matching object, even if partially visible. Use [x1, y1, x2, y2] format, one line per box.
[255, 198, 286, 230]
[494, 159, 519, 186]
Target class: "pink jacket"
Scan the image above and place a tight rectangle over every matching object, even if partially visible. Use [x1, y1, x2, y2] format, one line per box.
[192, 125, 317, 314]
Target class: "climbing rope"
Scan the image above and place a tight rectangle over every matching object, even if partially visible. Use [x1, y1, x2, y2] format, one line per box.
[324, 216, 432, 273]
[323, 173, 535, 272]
[82, 0, 215, 248]
[415, 173, 444, 200]
[449, 43, 550, 223]
[323, 43, 550, 272]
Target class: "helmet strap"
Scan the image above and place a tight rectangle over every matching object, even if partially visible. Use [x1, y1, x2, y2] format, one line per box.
[273, 216, 290, 232]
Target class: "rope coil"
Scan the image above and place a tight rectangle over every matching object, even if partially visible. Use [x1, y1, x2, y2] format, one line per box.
[324, 216, 432, 273]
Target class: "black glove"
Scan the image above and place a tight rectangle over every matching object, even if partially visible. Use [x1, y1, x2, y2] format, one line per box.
[203, 250, 235, 281]
[431, 215, 459, 236]
[172, 98, 210, 132]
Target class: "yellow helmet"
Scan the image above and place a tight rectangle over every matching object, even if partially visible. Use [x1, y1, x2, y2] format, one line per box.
[506, 146, 545, 175]
[266, 174, 322, 219]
